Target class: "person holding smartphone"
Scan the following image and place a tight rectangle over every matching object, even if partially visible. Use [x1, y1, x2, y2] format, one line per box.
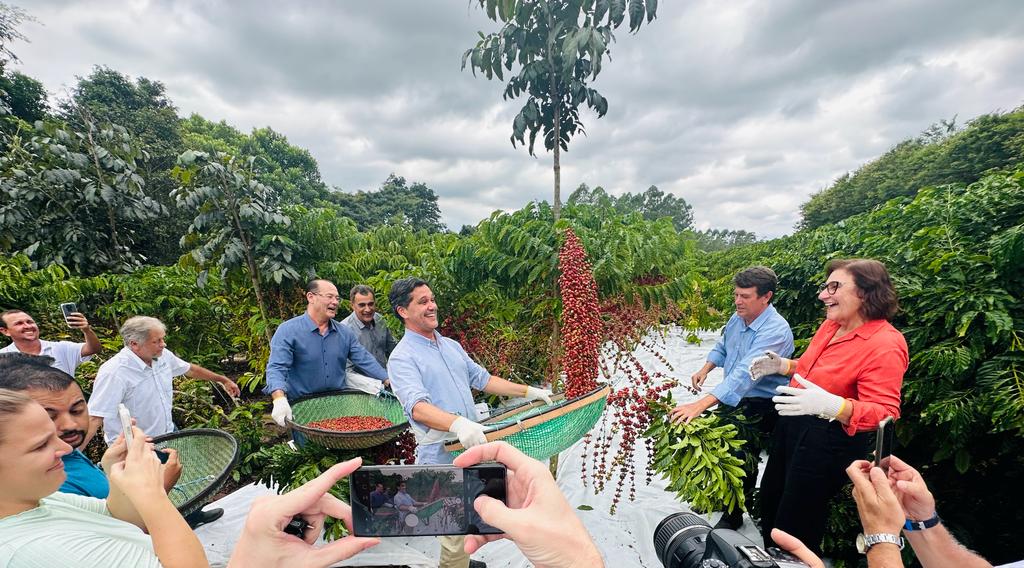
[0, 308, 103, 377]
[749, 259, 908, 554]
[386, 278, 553, 568]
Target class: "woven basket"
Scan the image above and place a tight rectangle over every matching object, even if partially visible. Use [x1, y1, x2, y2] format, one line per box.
[444, 385, 610, 461]
[287, 389, 409, 449]
[151, 428, 239, 517]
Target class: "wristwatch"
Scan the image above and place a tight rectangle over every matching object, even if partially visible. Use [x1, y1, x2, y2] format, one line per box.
[904, 512, 941, 531]
[856, 532, 905, 554]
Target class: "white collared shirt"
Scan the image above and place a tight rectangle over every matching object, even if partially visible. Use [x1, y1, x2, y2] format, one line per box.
[88, 347, 191, 443]
[0, 339, 91, 377]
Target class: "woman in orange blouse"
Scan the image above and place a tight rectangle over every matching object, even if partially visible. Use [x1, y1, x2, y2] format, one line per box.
[749, 258, 908, 554]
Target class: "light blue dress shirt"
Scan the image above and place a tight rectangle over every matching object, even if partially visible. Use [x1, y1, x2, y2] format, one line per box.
[707, 304, 795, 407]
[387, 330, 491, 465]
[264, 313, 388, 398]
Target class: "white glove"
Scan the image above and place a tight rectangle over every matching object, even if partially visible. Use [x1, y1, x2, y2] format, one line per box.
[409, 506, 418, 513]
[449, 416, 488, 448]
[750, 350, 788, 380]
[525, 386, 554, 405]
[271, 397, 293, 427]
[773, 374, 845, 420]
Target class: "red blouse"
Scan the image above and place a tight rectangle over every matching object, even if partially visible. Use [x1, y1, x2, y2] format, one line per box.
[792, 319, 908, 435]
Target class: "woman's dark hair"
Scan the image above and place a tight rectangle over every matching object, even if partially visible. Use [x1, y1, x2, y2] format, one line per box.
[826, 258, 899, 321]
[388, 278, 429, 323]
[733, 266, 778, 299]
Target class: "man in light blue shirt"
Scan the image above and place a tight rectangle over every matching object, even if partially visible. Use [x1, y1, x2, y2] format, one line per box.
[669, 266, 794, 530]
[265, 279, 389, 427]
[386, 277, 552, 568]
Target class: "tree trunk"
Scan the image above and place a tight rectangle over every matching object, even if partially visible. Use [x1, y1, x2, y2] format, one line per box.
[224, 179, 274, 346]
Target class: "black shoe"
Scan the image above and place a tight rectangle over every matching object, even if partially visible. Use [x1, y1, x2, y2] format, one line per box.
[713, 512, 743, 530]
[468, 561, 487, 568]
[185, 507, 224, 529]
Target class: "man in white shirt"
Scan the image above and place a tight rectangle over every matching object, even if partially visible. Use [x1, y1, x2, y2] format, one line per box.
[0, 309, 103, 377]
[87, 315, 240, 446]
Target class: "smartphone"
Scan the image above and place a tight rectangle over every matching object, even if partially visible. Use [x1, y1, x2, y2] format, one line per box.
[874, 416, 895, 472]
[118, 404, 134, 445]
[350, 463, 507, 537]
[59, 302, 78, 326]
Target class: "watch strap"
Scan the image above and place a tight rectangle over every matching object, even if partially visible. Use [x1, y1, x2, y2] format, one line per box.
[904, 512, 941, 531]
[865, 533, 905, 550]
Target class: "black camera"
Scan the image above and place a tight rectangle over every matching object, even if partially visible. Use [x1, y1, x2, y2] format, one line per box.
[653, 512, 807, 568]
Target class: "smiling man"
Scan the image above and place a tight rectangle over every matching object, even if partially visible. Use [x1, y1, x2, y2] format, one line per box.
[341, 284, 397, 395]
[264, 279, 389, 427]
[386, 277, 552, 568]
[668, 266, 794, 530]
[0, 309, 103, 377]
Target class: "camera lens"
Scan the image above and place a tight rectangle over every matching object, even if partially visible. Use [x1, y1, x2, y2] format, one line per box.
[653, 512, 712, 568]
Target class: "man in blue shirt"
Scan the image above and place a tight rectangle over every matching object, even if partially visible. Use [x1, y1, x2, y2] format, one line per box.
[265, 279, 389, 427]
[386, 277, 552, 568]
[668, 266, 794, 530]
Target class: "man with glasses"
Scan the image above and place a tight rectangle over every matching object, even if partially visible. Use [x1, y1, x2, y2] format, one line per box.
[264, 279, 388, 427]
[341, 284, 398, 395]
[668, 266, 795, 530]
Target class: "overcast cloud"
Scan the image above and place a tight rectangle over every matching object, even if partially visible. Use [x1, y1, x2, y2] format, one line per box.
[12, 0, 1024, 236]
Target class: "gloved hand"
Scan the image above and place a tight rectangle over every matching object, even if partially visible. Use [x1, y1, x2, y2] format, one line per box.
[750, 350, 791, 380]
[773, 375, 845, 420]
[271, 397, 293, 427]
[408, 506, 418, 513]
[525, 386, 554, 405]
[449, 416, 488, 448]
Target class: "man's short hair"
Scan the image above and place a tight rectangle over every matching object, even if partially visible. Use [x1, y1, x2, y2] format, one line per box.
[306, 279, 333, 295]
[0, 353, 76, 392]
[733, 266, 778, 299]
[0, 309, 28, 328]
[350, 284, 375, 303]
[388, 278, 429, 323]
[120, 316, 166, 347]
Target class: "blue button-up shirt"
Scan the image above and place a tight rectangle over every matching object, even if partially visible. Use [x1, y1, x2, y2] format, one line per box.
[708, 304, 795, 407]
[387, 330, 491, 465]
[264, 313, 388, 398]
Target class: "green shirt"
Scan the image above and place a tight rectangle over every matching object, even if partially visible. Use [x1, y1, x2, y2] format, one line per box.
[0, 492, 161, 567]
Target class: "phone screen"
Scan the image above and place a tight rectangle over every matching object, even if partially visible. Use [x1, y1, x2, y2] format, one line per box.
[59, 302, 78, 323]
[874, 416, 895, 472]
[350, 464, 507, 537]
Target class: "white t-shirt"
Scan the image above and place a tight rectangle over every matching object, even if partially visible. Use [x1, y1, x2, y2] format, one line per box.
[0, 492, 161, 567]
[0, 340, 91, 377]
[89, 347, 191, 443]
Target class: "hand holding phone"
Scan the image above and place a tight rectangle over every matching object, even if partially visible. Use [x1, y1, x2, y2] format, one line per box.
[452, 442, 603, 568]
[118, 404, 134, 445]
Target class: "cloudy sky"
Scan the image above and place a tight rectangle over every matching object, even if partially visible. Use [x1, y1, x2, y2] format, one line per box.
[11, 0, 1024, 236]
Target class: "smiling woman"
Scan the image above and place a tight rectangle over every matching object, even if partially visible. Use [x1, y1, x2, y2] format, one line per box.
[749, 258, 909, 554]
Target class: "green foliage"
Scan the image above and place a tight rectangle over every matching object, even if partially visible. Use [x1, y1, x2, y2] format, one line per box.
[0, 2, 32, 67]
[0, 69, 46, 123]
[800, 107, 1024, 229]
[692, 228, 759, 252]
[0, 117, 165, 274]
[646, 396, 747, 515]
[330, 174, 446, 233]
[707, 166, 1024, 562]
[569, 183, 694, 231]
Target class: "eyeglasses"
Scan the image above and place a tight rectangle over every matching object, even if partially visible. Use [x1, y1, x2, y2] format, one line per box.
[818, 281, 844, 295]
[312, 292, 341, 301]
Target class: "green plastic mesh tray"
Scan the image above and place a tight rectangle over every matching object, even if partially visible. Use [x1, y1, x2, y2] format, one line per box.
[152, 428, 239, 517]
[445, 385, 610, 461]
[287, 389, 409, 449]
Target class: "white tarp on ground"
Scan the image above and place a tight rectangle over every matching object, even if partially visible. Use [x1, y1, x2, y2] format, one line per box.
[198, 326, 751, 568]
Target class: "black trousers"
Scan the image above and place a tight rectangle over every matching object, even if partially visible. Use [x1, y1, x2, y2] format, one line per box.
[759, 415, 874, 554]
[716, 396, 779, 519]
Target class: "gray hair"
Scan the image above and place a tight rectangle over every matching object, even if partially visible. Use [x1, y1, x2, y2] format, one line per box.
[120, 316, 166, 347]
